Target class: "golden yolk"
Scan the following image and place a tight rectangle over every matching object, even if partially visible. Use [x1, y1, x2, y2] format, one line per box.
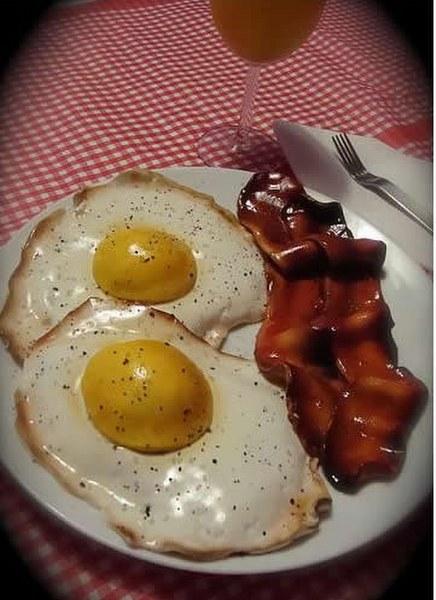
[93, 227, 197, 303]
[81, 339, 213, 452]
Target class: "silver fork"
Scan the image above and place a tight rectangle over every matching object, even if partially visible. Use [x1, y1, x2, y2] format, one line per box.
[332, 133, 432, 234]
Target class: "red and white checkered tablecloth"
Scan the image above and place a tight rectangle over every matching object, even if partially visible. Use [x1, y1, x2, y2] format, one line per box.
[0, 0, 431, 598]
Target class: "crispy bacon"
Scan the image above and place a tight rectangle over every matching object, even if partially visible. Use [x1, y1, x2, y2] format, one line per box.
[238, 172, 426, 489]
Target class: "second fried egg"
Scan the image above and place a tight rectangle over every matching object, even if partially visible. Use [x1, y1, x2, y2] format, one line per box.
[16, 297, 329, 559]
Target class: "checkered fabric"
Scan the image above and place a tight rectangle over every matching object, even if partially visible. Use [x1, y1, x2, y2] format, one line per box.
[0, 0, 431, 598]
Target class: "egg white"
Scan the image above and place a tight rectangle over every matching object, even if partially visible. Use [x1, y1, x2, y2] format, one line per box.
[0, 170, 266, 363]
[16, 297, 329, 559]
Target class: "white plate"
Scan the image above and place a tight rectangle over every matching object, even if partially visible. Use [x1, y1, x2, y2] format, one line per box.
[0, 167, 432, 575]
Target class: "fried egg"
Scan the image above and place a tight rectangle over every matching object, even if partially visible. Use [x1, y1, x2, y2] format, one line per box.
[16, 298, 329, 559]
[0, 170, 266, 363]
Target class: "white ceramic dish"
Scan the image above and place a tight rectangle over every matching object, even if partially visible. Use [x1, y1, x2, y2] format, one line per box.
[0, 167, 432, 575]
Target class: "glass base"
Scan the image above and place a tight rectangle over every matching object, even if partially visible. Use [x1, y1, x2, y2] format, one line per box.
[198, 124, 284, 171]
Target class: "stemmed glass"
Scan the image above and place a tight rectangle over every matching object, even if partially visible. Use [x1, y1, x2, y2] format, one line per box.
[198, 0, 325, 169]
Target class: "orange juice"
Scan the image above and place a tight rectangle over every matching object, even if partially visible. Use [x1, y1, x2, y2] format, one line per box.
[211, 0, 324, 64]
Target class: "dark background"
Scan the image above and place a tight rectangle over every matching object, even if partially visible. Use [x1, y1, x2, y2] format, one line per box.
[0, 0, 432, 598]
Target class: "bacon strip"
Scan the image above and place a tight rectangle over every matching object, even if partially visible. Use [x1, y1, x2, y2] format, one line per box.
[238, 172, 426, 489]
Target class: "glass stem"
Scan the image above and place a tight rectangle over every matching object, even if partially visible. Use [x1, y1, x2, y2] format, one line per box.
[237, 65, 261, 141]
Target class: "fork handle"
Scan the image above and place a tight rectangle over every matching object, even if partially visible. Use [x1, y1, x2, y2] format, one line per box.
[367, 181, 433, 234]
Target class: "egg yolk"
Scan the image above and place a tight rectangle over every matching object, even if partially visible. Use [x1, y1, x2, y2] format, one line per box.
[81, 340, 213, 452]
[93, 227, 197, 303]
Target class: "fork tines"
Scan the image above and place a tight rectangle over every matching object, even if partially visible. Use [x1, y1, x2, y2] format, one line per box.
[332, 133, 365, 176]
